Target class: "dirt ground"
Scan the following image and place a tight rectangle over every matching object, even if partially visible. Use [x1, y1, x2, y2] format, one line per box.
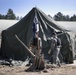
[0, 61, 76, 75]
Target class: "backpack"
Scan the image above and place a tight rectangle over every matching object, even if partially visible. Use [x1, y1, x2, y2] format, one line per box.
[57, 38, 61, 46]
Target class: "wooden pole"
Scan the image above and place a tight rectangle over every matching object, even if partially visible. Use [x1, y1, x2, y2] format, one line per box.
[15, 35, 35, 57]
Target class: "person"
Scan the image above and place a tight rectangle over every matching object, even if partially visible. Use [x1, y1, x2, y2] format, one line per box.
[28, 31, 42, 65]
[48, 32, 61, 67]
[30, 31, 42, 55]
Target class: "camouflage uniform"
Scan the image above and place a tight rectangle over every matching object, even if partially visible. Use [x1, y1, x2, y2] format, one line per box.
[49, 33, 61, 66]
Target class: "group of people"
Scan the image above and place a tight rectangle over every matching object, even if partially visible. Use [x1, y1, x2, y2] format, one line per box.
[29, 30, 61, 67]
[29, 16, 61, 67]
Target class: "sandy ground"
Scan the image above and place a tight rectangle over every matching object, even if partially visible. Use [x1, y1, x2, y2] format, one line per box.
[0, 61, 76, 75]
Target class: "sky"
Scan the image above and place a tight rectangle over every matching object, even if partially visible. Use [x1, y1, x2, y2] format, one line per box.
[0, 0, 76, 17]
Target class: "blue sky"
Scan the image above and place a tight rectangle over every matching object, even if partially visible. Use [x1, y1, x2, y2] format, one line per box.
[0, 0, 76, 17]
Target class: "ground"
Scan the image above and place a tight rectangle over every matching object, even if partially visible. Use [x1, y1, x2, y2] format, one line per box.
[0, 61, 76, 75]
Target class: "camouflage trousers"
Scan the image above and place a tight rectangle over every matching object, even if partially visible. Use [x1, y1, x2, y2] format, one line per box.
[52, 47, 60, 66]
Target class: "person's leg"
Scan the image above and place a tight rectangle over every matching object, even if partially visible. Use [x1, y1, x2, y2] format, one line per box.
[53, 49, 57, 64]
[56, 48, 61, 66]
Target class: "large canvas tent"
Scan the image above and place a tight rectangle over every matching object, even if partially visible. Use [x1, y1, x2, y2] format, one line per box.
[1, 7, 76, 63]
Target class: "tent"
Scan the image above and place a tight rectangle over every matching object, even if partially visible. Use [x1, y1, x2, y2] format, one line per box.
[1, 7, 76, 63]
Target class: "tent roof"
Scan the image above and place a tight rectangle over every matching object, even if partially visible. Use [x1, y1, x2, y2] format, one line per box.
[33, 7, 65, 31]
[0, 7, 76, 33]
[0, 7, 66, 33]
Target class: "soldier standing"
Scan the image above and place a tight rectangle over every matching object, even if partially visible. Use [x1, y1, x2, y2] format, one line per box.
[48, 32, 61, 67]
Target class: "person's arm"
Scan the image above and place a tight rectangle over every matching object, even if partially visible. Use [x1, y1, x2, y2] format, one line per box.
[48, 38, 52, 54]
[38, 38, 42, 49]
[48, 48, 51, 54]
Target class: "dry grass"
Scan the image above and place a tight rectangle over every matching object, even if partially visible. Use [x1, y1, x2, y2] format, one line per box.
[0, 64, 76, 75]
